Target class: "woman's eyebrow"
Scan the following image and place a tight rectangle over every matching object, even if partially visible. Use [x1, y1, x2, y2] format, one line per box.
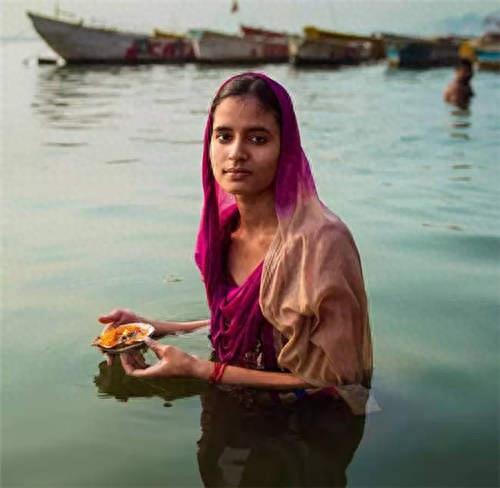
[213, 125, 272, 133]
[246, 126, 271, 133]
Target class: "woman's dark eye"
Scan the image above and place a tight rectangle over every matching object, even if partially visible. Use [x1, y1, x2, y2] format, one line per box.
[215, 133, 231, 143]
[249, 135, 267, 144]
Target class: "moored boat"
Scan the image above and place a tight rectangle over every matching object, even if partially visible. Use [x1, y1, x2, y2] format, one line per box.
[303, 26, 386, 59]
[27, 11, 194, 64]
[189, 28, 289, 63]
[290, 26, 382, 66]
[476, 46, 500, 70]
[240, 25, 290, 59]
[383, 33, 462, 68]
[461, 32, 500, 71]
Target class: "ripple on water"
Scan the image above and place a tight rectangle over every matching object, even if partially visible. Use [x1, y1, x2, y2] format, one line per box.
[401, 229, 500, 266]
[44, 142, 88, 147]
[422, 222, 464, 232]
[449, 176, 472, 182]
[154, 98, 186, 104]
[129, 136, 166, 143]
[105, 158, 140, 165]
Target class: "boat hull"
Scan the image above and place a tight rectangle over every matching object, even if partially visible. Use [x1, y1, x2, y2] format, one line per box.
[27, 12, 194, 63]
[302, 26, 386, 60]
[190, 30, 288, 63]
[476, 48, 500, 70]
[384, 34, 461, 68]
[290, 38, 373, 66]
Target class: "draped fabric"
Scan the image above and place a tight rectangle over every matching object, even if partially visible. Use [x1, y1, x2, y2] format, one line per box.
[209, 211, 278, 368]
[194, 72, 318, 308]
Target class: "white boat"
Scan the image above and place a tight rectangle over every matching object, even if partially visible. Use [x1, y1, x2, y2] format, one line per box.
[189, 28, 289, 63]
[27, 11, 194, 63]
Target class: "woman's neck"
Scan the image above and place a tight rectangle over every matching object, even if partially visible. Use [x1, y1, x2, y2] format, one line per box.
[234, 190, 278, 238]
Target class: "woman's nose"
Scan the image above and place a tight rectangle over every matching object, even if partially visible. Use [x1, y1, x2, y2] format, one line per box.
[228, 137, 247, 161]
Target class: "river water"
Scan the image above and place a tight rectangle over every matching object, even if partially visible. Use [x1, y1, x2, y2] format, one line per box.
[2, 40, 499, 487]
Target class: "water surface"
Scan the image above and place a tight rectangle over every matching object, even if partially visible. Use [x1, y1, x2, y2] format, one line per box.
[2, 40, 499, 486]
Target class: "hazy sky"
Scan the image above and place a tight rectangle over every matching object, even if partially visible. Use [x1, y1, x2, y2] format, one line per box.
[2, 0, 499, 38]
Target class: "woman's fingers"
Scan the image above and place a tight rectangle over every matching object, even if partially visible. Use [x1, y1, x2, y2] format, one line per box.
[128, 350, 148, 369]
[98, 308, 137, 326]
[98, 310, 120, 324]
[131, 361, 167, 378]
[120, 354, 165, 378]
[120, 344, 193, 378]
[120, 353, 136, 375]
[144, 337, 165, 360]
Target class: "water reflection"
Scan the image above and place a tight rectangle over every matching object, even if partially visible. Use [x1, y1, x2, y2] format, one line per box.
[93, 361, 365, 487]
[449, 107, 471, 140]
[93, 359, 205, 405]
[198, 387, 365, 487]
[33, 65, 133, 129]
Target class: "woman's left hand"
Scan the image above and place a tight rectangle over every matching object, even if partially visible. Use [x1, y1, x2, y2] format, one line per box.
[120, 337, 198, 379]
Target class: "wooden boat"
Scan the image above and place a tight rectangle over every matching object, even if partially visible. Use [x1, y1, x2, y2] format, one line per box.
[27, 11, 194, 63]
[302, 26, 385, 59]
[476, 47, 500, 70]
[383, 33, 462, 68]
[461, 32, 500, 71]
[240, 25, 290, 59]
[189, 28, 289, 63]
[290, 26, 382, 66]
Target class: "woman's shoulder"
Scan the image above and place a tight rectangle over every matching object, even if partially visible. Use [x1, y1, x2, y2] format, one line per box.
[286, 200, 356, 252]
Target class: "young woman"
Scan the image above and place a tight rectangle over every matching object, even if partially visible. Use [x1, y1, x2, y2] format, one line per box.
[98, 73, 373, 414]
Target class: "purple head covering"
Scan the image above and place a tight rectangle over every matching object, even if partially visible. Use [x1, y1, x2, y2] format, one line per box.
[195, 72, 318, 308]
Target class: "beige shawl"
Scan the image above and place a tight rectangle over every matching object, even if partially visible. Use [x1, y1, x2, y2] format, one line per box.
[260, 198, 373, 414]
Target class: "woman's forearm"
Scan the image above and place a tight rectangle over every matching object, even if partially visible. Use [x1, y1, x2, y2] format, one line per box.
[141, 318, 210, 336]
[192, 359, 310, 390]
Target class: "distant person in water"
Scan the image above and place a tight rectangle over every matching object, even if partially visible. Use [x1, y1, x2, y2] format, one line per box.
[444, 58, 474, 109]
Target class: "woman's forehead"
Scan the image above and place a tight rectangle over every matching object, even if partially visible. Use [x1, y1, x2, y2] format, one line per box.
[212, 95, 278, 129]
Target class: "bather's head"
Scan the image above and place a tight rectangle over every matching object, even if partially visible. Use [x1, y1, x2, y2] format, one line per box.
[208, 75, 282, 198]
[456, 58, 473, 83]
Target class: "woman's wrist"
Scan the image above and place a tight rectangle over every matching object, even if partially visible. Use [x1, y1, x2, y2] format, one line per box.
[191, 360, 311, 389]
[149, 319, 210, 337]
[191, 357, 212, 380]
[149, 320, 174, 337]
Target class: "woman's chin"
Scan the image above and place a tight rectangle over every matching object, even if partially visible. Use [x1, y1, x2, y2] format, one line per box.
[220, 182, 253, 196]
[218, 180, 274, 198]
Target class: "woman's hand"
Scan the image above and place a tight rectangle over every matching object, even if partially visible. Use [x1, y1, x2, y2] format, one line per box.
[120, 337, 198, 379]
[98, 308, 140, 329]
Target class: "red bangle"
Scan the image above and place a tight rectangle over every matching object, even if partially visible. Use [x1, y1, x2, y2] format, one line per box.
[209, 362, 227, 384]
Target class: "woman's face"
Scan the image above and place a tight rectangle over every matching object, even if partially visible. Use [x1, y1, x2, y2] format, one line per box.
[210, 95, 281, 197]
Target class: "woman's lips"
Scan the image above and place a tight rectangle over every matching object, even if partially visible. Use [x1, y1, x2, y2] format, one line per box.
[223, 168, 252, 180]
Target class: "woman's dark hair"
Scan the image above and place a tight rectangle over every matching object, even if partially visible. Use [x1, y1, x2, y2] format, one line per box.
[210, 75, 282, 125]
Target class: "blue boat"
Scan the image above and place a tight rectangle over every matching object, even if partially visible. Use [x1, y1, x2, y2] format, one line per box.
[384, 33, 462, 68]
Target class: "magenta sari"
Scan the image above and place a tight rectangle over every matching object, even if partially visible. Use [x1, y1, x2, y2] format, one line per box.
[208, 210, 279, 369]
